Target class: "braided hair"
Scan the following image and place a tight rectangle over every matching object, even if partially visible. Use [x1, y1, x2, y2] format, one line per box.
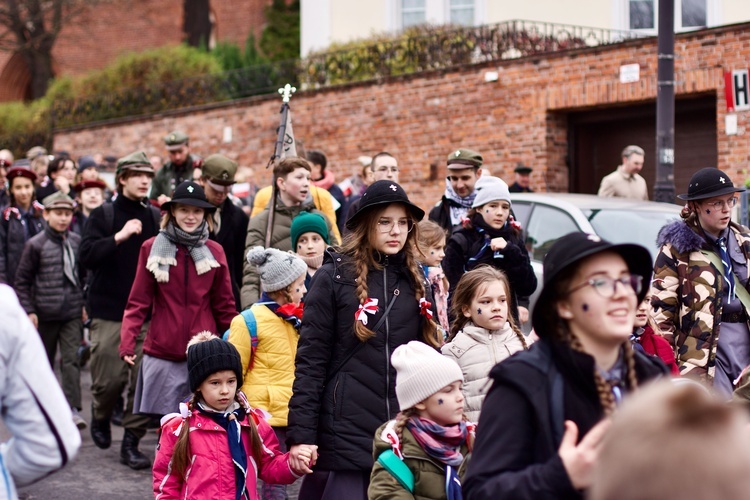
[341, 204, 440, 348]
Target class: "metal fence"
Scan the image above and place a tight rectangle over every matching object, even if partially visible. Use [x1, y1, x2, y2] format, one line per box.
[50, 19, 646, 129]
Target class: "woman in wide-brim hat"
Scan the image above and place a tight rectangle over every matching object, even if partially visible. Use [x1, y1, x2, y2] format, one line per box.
[119, 180, 236, 416]
[463, 232, 667, 500]
[285, 180, 440, 500]
[652, 167, 750, 395]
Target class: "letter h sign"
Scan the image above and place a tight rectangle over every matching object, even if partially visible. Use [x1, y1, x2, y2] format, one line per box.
[725, 69, 750, 112]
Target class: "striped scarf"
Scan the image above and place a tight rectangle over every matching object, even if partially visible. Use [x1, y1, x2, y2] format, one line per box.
[405, 416, 468, 467]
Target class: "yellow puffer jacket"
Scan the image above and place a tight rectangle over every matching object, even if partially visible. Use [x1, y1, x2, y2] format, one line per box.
[227, 303, 299, 427]
[250, 185, 342, 243]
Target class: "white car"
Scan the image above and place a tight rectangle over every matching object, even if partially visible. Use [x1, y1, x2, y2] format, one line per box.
[509, 193, 683, 317]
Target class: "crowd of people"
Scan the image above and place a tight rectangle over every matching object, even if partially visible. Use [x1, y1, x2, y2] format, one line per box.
[2, 132, 750, 500]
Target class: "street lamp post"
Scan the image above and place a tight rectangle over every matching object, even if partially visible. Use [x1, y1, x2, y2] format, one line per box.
[654, 0, 676, 202]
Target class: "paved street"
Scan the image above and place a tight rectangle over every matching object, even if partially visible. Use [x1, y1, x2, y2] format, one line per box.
[1, 365, 302, 499]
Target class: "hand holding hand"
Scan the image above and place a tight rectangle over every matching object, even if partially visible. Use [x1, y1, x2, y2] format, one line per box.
[490, 237, 507, 251]
[289, 444, 318, 475]
[558, 419, 610, 490]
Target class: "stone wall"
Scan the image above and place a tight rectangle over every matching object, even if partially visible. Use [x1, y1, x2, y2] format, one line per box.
[54, 23, 750, 213]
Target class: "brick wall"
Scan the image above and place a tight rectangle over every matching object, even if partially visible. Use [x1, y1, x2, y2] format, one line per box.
[54, 23, 750, 214]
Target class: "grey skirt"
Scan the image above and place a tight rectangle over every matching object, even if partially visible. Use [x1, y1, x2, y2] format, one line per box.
[133, 354, 190, 416]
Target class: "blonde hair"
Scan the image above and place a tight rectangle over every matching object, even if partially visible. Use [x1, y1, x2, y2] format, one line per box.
[448, 265, 527, 350]
[341, 204, 440, 348]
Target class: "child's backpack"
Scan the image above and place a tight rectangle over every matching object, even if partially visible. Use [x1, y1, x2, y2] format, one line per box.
[377, 422, 415, 493]
[223, 308, 259, 369]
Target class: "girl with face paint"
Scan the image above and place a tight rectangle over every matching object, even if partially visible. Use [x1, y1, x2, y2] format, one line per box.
[442, 177, 536, 326]
[228, 246, 308, 500]
[652, 167, 750, 396]
[441, 266, 530, 423]
[463, 233, 667, 500]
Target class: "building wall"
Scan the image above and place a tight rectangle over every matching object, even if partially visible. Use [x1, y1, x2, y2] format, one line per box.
[54, 23, 750, 214]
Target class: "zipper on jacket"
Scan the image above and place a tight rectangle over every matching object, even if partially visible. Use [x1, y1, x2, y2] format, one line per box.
[489, 332, 497, 366]
[383, 256, 391, 419]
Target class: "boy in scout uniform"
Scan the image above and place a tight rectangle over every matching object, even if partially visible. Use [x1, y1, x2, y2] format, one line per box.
[198, 154, 249, 310]
[429, 148, 484, 233]
[150, 131, 203, 206]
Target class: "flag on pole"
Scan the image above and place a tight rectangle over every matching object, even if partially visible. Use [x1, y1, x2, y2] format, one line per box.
[281, 107, 297, 159]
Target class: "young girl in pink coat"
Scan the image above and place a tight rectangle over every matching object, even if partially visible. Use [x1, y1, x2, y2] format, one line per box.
[153, 333, 315, 499]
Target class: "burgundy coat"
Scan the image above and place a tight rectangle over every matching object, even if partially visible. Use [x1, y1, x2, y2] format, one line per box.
[120, 237, 236, 361]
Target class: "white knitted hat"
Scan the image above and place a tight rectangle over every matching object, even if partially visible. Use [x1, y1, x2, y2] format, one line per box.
[246, 246, 307, 293]
[392, 341, 464, 411]
[472, 177, 512, 208]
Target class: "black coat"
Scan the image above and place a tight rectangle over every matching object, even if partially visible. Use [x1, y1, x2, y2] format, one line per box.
[443, 215, 537, 314]
[78, 196, 161, 321]
[0, 206, 45, 287]
[463, 338, 667, 500]
[209, 198, 249, 311]
[428, 196, 463, 234]
[287, 249, 434, 471]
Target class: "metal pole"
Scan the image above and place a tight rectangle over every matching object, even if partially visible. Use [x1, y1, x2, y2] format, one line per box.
[654, 0, 676, 203]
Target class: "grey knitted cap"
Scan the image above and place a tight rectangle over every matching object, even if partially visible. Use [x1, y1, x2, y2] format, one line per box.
[246, 246, 307, 293]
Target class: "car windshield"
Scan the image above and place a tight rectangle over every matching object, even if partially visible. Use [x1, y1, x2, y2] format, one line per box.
[584, 209, 680, 260]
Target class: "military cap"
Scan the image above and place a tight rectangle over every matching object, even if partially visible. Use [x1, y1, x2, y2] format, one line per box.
[115, 151, 155, 176]
[447, 148, 483, 169]
[42, 191, 75, 211]
[514, 163, 533, 174]
[164, 131, 189, 151]
[26, 146, 48, 161]
[74, 179, 107, 193]
[201, 154, 237, 185]
[7, 166, 37, 184]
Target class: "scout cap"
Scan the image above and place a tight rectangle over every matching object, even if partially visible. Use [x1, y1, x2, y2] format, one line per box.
[115, 151, 155, 176]
[164, 131, 189, 151]
[346, 180, 424, 230]
[447, 148, 483, 169]
[161, 180, 216, 212]
[74, 179, 107, 193]
[42, 191, 75, 211]
[677, 167, 745, 201]
[201, 154, 237, 185]
[514, 163, 533, 174]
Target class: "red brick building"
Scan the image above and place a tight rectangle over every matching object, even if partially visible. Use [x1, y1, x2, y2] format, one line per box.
[0, 0, 269, 101]
[54, 22, 750, 212]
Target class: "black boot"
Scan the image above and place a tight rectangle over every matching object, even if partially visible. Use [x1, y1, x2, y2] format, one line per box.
[120, 429, 151, 470]
[90, 403, 111, 449]
[111, 396, 124, 427]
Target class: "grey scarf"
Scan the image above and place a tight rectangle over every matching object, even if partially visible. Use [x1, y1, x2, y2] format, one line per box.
[146, 221, 218, 283]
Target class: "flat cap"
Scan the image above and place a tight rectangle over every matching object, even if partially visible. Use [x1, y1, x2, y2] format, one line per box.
[42, 191, 75, 211]
[514, 163, 533, 174]
[202, 154, 237, 185]
[447, 148, 483, 169]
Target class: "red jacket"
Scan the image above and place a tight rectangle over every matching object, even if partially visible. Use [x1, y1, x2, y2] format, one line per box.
[638, 325, 681, 376]
[120, 238, 236, 361]
[153, 407, 299, 499]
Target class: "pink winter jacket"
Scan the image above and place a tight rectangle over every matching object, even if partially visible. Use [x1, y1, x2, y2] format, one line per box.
[153, 408, 299, 499]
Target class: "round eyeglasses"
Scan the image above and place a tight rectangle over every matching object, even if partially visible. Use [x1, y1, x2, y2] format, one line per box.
[376, 219, 414, 233]
[702, 197, 738, 211]
[567, 274, 643, 298]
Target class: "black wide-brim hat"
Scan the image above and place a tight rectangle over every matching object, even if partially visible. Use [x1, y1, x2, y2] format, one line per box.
[345, 180, 425, 230]
[161, 180, 216, 212]
[531, 232, 653, 337]
[677, 167, 745, 201]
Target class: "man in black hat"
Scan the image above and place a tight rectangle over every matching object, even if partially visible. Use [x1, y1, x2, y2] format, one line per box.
[429, 148, 483, 233]
[198, 154, 248, 310]
[78, 151, 159, 470]
[652, 167, 750, 396]
[150, 131, 203, 206]
[509, 163, 534, 193]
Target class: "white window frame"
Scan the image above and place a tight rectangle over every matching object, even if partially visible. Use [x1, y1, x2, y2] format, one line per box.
[388, 0, 486, 32]
[613, 0, 720, 33]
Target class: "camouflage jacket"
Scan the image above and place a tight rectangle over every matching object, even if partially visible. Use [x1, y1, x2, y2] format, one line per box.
[652, 220, 750, 383]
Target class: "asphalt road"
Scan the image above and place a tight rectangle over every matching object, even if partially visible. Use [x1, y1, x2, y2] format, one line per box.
[1, 365, 303, 499]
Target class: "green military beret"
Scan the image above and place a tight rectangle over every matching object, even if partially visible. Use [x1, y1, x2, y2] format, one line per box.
[202, 154, 237, 185]
[42, 191, 75, 211]
[164, 131, 189, 150]
[116, 151, 155, 176]
[447, 148, 483, 169]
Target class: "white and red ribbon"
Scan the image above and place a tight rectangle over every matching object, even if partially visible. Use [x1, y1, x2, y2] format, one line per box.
[419, 297, 434, 319]
[354, 298, 379, 325]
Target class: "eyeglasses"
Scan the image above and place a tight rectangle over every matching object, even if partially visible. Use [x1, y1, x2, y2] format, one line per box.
[376, 218, 414, 233]
[374, 166, 399, 173]
[567, 274, 643, 298]
[702, 197, 738, 211]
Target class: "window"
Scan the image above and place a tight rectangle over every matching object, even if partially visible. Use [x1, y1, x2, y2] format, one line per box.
[524, 205, 580, 262]
[402, 0, 426, 28]
[627, 0, 709, 31]
[450, 0, 474, 26]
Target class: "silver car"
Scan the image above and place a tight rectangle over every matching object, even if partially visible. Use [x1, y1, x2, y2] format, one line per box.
[509, 193, 683, 315]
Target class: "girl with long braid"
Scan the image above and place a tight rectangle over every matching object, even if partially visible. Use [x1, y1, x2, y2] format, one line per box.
[153, 332, 313, 499]
[463, 232, 667, 500]
[286, 180, 440, 500]
[442, 265, 530, 423]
